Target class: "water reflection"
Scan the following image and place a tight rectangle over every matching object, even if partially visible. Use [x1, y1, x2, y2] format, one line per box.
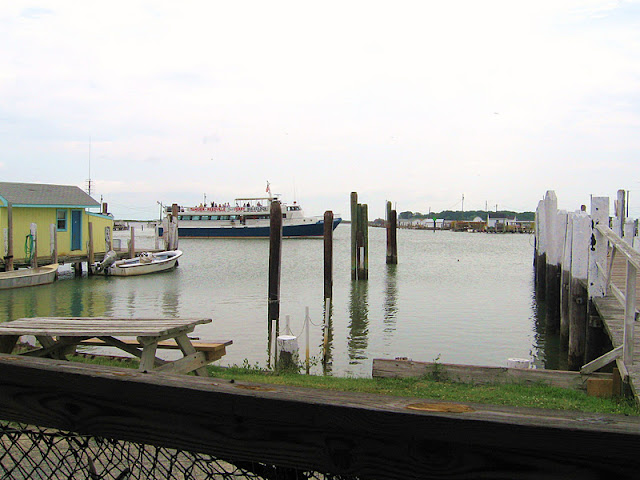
[348, 280, 369, 365]
[383, 264, 398, 339]
[322, 299, 334, 375]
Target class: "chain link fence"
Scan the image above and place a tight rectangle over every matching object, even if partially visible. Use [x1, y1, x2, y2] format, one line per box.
[0, 421, 357, 480]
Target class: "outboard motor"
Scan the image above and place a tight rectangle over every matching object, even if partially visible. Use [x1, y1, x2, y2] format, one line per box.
[94, 250, 118, 273]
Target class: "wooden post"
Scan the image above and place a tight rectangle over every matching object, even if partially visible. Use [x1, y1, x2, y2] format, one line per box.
[588, 197, 609, 299]
[324, 211, 333, 300]
[545, 205, 564, 334]
[534, 199, 547, 299]
[350, 192, 358, 280]
[30, 223, 37, 268]
[171, 203, 179, 251]
[386, 202, 398, 265]
[362, 203, 369, 280]
[73, 262, 83, 277]
[88, 222, 94, 272]
[623, 262, 637, 368]
[615, 189, 625, 238]
[5, 202, 13, 271]
[129, 227, 135, 259]
[568, 212, 590, 370]
[323, 298, 330, 368]
[560, 213, 573, 346]
[268, 200, 283, 367]
[305, 306, 310, 375]
[105, 226, 112, 252]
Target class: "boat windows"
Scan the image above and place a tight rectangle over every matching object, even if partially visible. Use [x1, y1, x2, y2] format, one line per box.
[201, 216, 210, 220]
[191, 216, 201, 221]
[220, 215, 230, 220]
[178, 215, 191, 221]
[56, 209, 67, 231]
[210, 215, 219, 220]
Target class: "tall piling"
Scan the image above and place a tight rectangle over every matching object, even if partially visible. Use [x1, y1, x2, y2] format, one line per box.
[268, 200, 283, 367]
[324, 210, 333, 300]
[350, 192, 358, 280]
[386, 201, 398, 265]
[567, 212, 590, 370]
[88, 222, 94, 274]
[544, 193, 562, 334]
[560, 213, 573, 346]
[350, 193, 368, 280]
[4, 203, 13, 271]
[534, 199, 547, 299]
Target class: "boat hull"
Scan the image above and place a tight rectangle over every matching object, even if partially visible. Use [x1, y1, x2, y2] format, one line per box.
[0, 264, 58, 290]
[162, 218, 342, 238]
[104, 251, 182, 277]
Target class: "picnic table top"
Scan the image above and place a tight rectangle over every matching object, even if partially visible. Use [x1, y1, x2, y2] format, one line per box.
[0, 317, 212, 338]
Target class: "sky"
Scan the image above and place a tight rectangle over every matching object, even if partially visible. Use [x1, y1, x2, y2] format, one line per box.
[1, 0, 639, 220]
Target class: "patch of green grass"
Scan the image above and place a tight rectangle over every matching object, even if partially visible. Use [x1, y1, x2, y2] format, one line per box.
[208, 365, 640, 416]
[64, 356, 639, 416]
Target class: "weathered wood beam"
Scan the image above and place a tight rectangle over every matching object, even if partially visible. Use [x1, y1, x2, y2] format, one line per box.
[1, 355, 639, 479]
[580, 346, 623, 375]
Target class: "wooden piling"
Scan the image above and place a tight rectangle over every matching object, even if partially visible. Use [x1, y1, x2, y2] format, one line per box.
[534, 199, 546, 299]
[4, 202, 13, 271]
[361, 203, 369, 280]
[386, 202, 398, 265]
[88, 222, 94, 273]
[568, 213, 590, 370]
[324, 211, 333, 300]
[560, 214, 573, 346]
[30, 223, 38, 268]
[323, 298, 331, 368]
[128, 227, 135, 259]
[545, 202, 564, 334]
[105, 226, 112, 252]
[268, 200, 283, 367]
[350, 192, 358, 280]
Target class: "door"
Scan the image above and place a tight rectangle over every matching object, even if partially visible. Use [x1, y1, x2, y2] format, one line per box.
[71, 210, 82, 250]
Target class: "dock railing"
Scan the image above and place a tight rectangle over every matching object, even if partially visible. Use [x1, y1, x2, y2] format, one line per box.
[535, 189, 640, 384]
[585, 221, 640, 373]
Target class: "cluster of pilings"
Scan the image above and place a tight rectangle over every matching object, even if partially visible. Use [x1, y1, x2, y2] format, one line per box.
[534, 189, 638, 371]
[350, 192, 368, 280]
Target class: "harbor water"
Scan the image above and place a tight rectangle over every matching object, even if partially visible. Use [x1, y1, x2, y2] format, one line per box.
[0, 224, 548, 377]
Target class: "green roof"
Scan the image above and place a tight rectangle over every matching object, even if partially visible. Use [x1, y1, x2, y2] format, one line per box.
[0, 182, 99, 208]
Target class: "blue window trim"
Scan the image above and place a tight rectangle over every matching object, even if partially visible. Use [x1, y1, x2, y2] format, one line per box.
[56, 209, 68, 232]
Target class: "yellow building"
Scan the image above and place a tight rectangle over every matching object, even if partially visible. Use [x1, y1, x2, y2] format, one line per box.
[0, 182, 113, 265]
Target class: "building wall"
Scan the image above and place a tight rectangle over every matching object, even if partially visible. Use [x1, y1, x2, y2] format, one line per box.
[1, 206, 113, 259]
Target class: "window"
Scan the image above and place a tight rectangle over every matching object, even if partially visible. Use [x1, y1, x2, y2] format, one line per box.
[56, 210, 67, 231]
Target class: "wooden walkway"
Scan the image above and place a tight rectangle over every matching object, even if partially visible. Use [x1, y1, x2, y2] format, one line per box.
[592, 253, 640, 400]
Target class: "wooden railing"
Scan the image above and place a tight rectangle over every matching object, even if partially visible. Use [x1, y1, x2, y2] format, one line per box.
[1, 354, 640, 478]
[593, 223, 640, 369]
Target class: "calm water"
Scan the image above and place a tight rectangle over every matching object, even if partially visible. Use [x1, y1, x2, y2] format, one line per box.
[0, 224, 549, 376]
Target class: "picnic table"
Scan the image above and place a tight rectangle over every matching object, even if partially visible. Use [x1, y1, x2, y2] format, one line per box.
[0, 317, 231, 377]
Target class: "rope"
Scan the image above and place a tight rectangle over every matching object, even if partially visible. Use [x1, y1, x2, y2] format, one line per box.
[24, 234, 34, 263]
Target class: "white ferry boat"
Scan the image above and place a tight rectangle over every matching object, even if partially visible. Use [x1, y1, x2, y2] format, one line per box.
[159, 195, 341, 238]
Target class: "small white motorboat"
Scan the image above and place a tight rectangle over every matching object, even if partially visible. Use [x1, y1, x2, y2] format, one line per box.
[92, 250, 182, 277]
[0, 263, 59, 289]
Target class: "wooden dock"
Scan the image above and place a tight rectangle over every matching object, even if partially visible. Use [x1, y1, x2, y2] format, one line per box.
[592, 253, 640, 399]
[535, 189, 640, 404]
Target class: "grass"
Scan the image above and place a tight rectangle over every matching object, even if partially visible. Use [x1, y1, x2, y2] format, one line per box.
[68, 355, 639, 416]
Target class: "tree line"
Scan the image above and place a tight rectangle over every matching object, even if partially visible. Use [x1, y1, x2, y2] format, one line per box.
[398, 210, 535, 221]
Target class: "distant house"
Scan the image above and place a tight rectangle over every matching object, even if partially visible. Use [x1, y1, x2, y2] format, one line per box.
[0, 182, 113, 264]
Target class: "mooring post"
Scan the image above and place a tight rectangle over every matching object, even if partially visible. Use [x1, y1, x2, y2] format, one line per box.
[50, 224, 58, 265]
[568, 212, 590, 370]
[305, 306, 310, 374]
[88, 222, 94, 274]
[5, 202, 13, 271]
[105, 226, 112, 252]
[386, 202, 398, 265]
[350, 192, 358, 280]
[30, 223, 37, 268]
[324, 210, 333, 300]
[560, 213, 573, 346]
[268, 199, 283, 368]
[171, 203, 180, 250]
[545, 195, 563, 334]
[323, 298, 330, 367]
[535, 199, 547, 299]
[128, 227, 135, 259]
[362, 203, 369, 279]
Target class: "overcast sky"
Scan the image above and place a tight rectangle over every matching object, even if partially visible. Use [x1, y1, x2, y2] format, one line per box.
[1, 1, 639, 220]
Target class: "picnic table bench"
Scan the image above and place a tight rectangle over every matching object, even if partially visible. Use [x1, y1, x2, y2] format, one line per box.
[0, 317, 232, 377]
